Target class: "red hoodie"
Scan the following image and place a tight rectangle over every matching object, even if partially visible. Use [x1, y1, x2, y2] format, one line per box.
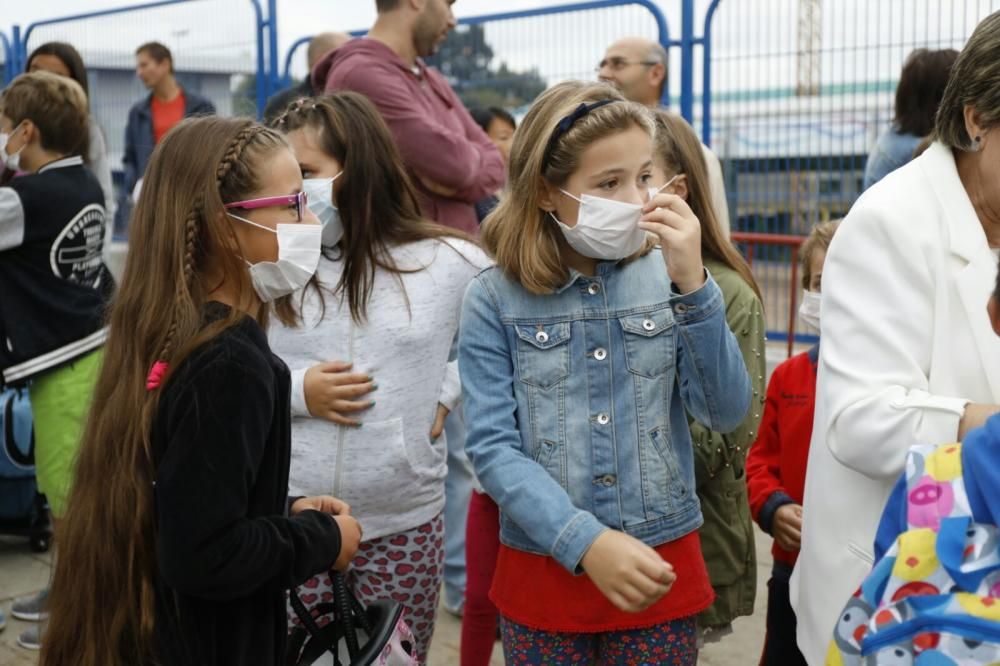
[746, 346, 818, 569]
[314, 38, 505, 235]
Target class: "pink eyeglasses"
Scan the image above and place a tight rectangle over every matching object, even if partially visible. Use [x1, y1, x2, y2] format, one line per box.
[224, 191, 308, 221]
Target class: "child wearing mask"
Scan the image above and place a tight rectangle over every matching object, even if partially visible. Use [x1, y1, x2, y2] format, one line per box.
[42, 116, 360, 666]
[0, 72, 112, 651]
[745, 220, 839, 666]
[269, 94, 489, 664]
[459, 80, 751, 664]
[649, 110, 767, 646]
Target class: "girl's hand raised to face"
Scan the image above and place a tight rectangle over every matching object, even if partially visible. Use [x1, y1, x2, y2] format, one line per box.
[638, 193, 706, 295]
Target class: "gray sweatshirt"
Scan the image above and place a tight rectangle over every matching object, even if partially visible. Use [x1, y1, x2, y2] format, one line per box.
[269, 238, 490, 539]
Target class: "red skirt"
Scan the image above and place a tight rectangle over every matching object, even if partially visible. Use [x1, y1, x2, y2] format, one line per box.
[489, 529, 714, 633]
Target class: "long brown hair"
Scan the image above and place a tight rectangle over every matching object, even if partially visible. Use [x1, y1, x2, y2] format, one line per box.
[271, 93, 472, 325]
[480, 81, 655, 295]
[42, 117, 287, 666]
[652, 110, 761, 301]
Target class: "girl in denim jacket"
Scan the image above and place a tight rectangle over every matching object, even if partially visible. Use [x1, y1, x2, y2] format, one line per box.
[458, 81, 751, 664]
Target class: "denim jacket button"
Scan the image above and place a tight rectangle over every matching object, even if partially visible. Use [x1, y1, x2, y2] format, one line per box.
[594, 348, 608, 361]
[587, 283, 601, 295]
[674, 303, 690, 314]
[535, 330, 549, 344]
[601, 474, 617, 487]
[642, 319, 656, 331]
[596, 412, 610, 425]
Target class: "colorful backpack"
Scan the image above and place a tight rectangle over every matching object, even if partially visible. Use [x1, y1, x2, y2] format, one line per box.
[827, 442, 1000, 665]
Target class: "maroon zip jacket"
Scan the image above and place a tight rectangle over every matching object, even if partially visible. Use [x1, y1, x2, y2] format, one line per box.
[314, 38, 505, 235]
[746, 346, 819, 569]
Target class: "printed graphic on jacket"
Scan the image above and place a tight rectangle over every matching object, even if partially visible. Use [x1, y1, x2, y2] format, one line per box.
[50, 203, 105, 287]
[827, 442, 1000, 665]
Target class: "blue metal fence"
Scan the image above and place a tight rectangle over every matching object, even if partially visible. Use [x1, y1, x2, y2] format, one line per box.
[0, 31, 11, 85]
[700, 0, 1000, 342]
[281, 0, 674, 113]
[5, 0, 1000, 342]
[5, 0, 270, 237]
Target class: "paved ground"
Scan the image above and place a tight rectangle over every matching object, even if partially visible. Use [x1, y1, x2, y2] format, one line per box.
[0, 527, 771, 665]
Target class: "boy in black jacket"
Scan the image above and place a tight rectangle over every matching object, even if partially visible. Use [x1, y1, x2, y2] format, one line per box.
[0, 71, 111, 650]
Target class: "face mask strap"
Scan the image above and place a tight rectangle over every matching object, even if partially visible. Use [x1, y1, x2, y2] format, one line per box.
[306, 174, 342, 210]
[5, 123, 24, 144]
[650, 173, 682, 198]
[227, 212, 277, 234]
[306, 174, 338, 187]
[558, 188, 583, 204]
[1, 123, 25, 158]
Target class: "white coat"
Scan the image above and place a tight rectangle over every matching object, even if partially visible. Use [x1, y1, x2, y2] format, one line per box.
[789, 141, 1000, 664]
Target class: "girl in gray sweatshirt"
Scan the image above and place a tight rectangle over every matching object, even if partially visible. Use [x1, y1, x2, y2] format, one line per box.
[269, 93, 489, 663]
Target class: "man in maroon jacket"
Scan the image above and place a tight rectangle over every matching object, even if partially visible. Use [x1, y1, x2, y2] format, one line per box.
[313, 0, 505, 235]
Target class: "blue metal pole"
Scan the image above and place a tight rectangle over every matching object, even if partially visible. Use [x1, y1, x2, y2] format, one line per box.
[267, 0, 279, 97]
[679, 0, 695, 121]
[283, 36, 312, 84]
[701, 0, 724, 145]
[253, 0, 268, 118]
[0, 31, 12, 82]
[12, 25, 24, 75]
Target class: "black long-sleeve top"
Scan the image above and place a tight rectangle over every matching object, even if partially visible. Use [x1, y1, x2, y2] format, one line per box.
[151, 303, 341, 665]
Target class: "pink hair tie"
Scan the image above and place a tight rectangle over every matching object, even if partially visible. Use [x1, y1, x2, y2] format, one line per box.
[146, 361, 170, 391]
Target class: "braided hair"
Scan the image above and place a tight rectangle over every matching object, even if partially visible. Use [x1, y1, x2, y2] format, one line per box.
[149, 122, 281, 383]
[43, 115, 291, 666]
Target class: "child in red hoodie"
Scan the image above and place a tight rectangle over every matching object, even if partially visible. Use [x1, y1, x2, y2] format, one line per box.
[746, 220, 838, 666]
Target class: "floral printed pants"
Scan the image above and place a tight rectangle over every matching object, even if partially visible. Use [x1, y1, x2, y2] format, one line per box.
[500, 614, 698, 665]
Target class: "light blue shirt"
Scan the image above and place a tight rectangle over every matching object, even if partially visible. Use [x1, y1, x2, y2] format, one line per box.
[863, 128, 922, 192]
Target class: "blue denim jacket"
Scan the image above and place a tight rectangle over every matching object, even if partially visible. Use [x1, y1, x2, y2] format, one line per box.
[458, 251, 752, 573]
[862, 128, 921, 191]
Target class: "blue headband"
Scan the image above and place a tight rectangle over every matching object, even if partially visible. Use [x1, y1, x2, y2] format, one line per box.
[542, 99, 618, 167]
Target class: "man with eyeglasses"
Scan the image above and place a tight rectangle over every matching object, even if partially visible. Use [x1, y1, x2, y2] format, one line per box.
[598, 37, 731, 240]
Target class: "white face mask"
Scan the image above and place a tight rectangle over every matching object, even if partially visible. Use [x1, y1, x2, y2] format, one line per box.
[303, 172, 343, 247]
[0, 124, 24, 172]
[228, 214, 322, 302]
[799, 290, 822, 331]
[550, 190, 647, 261]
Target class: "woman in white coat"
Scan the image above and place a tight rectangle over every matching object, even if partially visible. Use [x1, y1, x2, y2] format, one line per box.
[790, 11, 1000, 664]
